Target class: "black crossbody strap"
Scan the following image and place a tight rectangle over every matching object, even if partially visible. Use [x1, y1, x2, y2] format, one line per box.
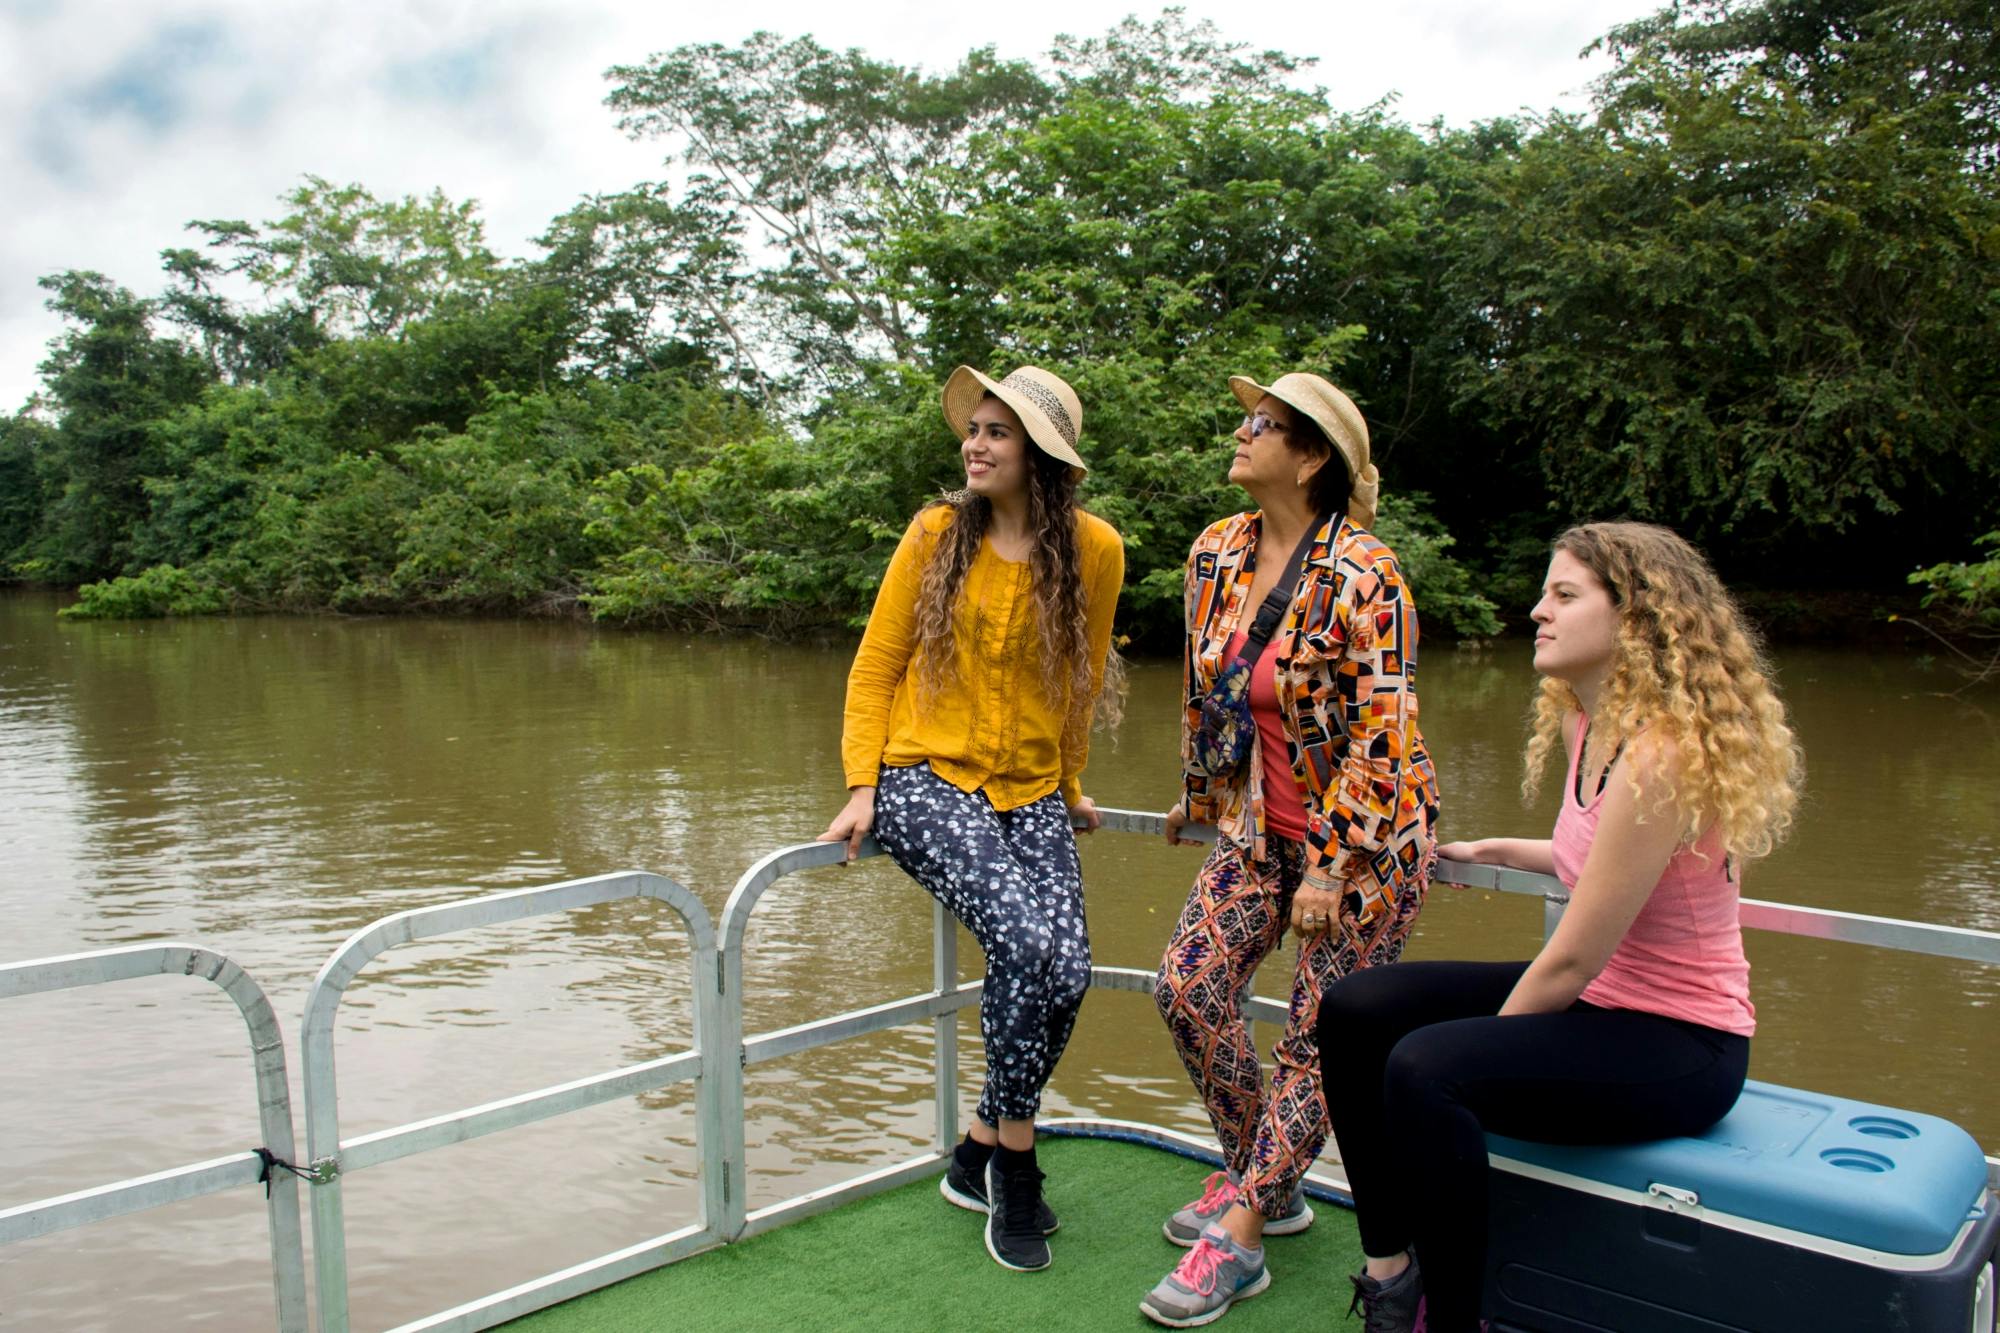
[1229, 518, 1324, 673]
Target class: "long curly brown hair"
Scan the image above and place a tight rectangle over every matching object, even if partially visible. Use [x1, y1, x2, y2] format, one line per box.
[1523, 522, 1802, 861]
[910, 442, 1125, 744]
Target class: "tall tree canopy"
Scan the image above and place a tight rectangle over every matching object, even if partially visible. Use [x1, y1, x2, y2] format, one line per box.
[5, 0, 1993, 643]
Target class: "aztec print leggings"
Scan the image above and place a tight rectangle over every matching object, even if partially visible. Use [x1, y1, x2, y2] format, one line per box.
[871, 761, 1090, 1126]
[1155, 834, 1423, 1218]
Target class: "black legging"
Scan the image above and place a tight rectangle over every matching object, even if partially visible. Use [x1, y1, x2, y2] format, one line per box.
[1317, 961, 1749, 1333]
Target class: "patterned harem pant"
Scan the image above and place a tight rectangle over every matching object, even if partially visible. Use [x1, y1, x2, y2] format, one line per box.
[872, 761, 1090, 1126]
[1155, 834, 1422, 1217]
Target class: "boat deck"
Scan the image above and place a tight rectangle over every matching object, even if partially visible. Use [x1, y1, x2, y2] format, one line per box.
[507, 1135, 1365, 1332]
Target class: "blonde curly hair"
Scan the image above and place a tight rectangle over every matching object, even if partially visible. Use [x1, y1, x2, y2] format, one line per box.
[1524, 522, 1802, 861]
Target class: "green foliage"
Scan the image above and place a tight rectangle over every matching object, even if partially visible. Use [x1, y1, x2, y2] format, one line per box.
[31, 272, 215, 579]
[59, 564, 226, 619]
[0, 412, 59, 576]
[1369, 495, 1503, 638]
[582, 367, 943, 628]
[1910, 532, 2000, 628]
[1456, 0, 2000, 547]
[536, 181, 751, 385]
[189, 176, 506, 340]
[1903, 529, 2000, 689]
[9, 0, 1995, 641]
[607, 32, 1054, 384]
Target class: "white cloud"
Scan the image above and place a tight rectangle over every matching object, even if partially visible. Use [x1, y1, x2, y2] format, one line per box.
[2, 0, 1656, 409]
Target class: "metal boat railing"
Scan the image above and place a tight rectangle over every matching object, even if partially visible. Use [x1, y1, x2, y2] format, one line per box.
[4, 809, 1997, 1330]
[0, 944, 310, 1332]
[298, 870, 717, 1333]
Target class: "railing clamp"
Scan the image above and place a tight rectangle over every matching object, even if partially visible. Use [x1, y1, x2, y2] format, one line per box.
[252, 1148, 317, 1198]
[304, 1155, 342, 1186]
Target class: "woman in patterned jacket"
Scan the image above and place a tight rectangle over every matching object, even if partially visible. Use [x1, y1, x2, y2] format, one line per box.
[1140, 372, 1440, 1328]
[820, 364, 1124, 1275]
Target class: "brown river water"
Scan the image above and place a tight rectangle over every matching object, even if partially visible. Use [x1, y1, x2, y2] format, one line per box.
[1, 589, 1995, 1329]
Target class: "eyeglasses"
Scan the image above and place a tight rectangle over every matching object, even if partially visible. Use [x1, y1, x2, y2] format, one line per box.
[1241, 413, 1289, 439]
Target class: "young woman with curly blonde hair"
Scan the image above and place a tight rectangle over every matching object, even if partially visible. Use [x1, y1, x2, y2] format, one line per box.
[1321, 521, 1802, 1333]
[820, 364, 1124, 1274]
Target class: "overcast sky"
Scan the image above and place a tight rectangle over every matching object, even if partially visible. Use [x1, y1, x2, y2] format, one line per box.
[2, 0, 1661, 410]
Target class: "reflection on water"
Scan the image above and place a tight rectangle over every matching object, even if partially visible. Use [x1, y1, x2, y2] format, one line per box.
[1, 591, 1995, 1329]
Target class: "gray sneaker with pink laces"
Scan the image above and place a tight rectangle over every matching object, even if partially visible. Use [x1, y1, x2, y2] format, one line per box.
[1162, 1169, 1314, 1246]
[1140, 1224, 1270, 1327]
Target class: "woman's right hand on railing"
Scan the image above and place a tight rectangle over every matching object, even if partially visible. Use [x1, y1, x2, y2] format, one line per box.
[819, 786, 877, 863]
[1164, 799, 1198, 846]
[1437, 839, 1492, 864]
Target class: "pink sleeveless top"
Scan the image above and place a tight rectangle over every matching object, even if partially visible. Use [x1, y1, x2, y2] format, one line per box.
[1226, 630, 1309, 841]
[1550, 719, 1756, 1036]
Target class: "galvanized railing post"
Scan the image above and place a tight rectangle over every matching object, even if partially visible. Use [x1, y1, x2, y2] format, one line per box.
[0, 944, 309, 1333]
[303, 941, 360, 1333]
[932, 898, 959, 1153]
[299, 870, 713, 1332]
[717, 837, 868, 1239]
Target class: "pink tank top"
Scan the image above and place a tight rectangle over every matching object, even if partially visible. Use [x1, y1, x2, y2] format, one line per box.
[1550, 719, 1756, 1036]
[1226, 630, 1309, 841]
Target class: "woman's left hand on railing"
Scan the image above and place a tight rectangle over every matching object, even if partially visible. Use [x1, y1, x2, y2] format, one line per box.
[819, 785, 877, 863]
[1068, 794, 1102, 834]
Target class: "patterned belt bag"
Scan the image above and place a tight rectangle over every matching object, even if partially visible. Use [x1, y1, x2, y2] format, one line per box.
[1187, 522, 1320, 779]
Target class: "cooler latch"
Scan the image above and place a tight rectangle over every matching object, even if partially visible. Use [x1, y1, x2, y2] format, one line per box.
[1646, 1182, 1701, 1212]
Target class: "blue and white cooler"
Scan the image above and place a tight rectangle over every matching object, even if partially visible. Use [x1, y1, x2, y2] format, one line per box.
[1481, 1081, 1998, 1332]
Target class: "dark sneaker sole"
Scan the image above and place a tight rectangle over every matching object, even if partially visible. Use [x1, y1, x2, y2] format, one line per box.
[1138, 1269, 1271, 1327]
[943, 1174, 1060, 1234]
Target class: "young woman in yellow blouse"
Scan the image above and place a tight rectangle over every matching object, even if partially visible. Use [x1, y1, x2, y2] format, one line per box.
[820, 364, 1124, 1273]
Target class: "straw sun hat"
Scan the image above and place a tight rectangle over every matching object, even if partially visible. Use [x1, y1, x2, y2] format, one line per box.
[941, 365, 1087, 477]
[1228, 372, 1379, 527]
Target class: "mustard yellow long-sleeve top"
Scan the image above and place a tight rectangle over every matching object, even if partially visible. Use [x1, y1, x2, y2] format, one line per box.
[842, 504, 1125, 811]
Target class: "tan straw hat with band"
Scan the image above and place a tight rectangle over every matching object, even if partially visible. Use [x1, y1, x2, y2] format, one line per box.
[942, 365, 1088, 476]
[1228, 372, 1378, 527]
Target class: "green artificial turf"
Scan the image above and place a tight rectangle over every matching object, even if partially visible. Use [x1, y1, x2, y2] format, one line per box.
[508, 1136, 1365, 1332]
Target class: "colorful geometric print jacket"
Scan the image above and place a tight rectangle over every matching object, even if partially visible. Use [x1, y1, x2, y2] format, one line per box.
[1181, 511, 1441, 941]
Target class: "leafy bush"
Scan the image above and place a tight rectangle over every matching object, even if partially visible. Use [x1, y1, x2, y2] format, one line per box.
[60, 564, 227, 619]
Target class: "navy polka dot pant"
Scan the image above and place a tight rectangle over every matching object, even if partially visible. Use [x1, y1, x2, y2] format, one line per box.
[872, 761, 1090, 1125]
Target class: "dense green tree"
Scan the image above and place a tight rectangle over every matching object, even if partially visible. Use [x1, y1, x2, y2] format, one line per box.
[535, 180, 754, 387]
[189, 177, 507, 340]
[606, 32, 1054, 386]
[0, 412, 59, 572]
[17, 2, 1996, 637]
[156, 245, 326, 384]
[1452, 0, 1999, 558]
[283, 278, 579, 448]
[30, 272, 214, 579]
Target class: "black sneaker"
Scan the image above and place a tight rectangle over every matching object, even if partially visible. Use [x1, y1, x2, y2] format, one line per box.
[1347, 1250, 1425, 1333]
[941, 1143, 1059, 1234]
[983, 1148, 1053, 1271]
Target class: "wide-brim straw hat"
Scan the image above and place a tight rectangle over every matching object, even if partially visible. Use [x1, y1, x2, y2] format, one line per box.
[1228, 372, 1379, 527]
[942, 365, 1087, 476]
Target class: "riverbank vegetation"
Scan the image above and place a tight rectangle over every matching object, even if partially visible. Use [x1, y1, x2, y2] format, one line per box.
[3, 0, 1995, 646]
